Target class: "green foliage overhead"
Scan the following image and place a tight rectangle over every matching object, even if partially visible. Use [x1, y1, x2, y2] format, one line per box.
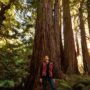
[0, 0, 36, 87]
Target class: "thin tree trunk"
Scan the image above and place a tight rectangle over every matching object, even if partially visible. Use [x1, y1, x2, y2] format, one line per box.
[87, 2, 90, 34]
[76, 31, 80, 56]
[87, 8, 90, 32]
[63, 0, 78, 74]
[79, 1, 90, 74]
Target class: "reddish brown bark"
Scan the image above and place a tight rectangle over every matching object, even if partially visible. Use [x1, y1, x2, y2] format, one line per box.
[87, 4, 90, 34]
[79, 1, 90, 74]
[58, 1, 66, 73]
[54, 0, 61, 71]
[24, 0, 61, 90]
[63, 0, 78, 74]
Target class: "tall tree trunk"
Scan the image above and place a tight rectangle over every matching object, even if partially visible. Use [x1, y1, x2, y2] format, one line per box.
[54, 0, 61, 71]
[87, 0, 90, 33]
[59, 1, 66, 73]
[63, 0, 78, 74]
[79, 1, 90, 74]
[24, 0, 61, 90]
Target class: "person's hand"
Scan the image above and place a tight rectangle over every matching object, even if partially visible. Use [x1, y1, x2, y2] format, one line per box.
[53, 79, 56, 83]
[40, 78, 42, 83]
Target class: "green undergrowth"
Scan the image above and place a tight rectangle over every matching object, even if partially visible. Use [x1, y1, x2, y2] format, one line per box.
[0, 80, 14, 88]
[56, 74, 90, 90]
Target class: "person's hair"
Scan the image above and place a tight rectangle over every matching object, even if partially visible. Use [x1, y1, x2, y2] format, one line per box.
[43, 55, 49, 61]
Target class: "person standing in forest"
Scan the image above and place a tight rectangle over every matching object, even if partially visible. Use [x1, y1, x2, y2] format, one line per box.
[40, 55, 56, 90]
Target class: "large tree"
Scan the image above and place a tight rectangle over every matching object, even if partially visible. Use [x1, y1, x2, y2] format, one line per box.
[63, 0, 78, 74]
[79, 0, 90, 74]
[54, 0, 61, 71]
[24, 0, 61, 90]
[58, 0, 65, 73]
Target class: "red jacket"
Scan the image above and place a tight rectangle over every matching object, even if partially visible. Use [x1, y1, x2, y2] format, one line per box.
[40, 62, 53, 78]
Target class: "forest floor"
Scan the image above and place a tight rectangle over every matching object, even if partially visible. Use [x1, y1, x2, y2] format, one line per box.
[57, 74, 90, 90]
[35, 74, 90, 90]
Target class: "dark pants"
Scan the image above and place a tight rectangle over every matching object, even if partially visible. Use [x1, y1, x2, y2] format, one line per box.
[42, 77, 56, 90]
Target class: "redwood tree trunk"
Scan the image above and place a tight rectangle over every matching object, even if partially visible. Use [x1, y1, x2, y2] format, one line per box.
[54, 0, 61, 71]
[59, 2, 66, 73]
[79, 1, 90, 74]
[24, 0, 61, 90]
[87, 0, 90, 33]
[63, 0, 78, 74]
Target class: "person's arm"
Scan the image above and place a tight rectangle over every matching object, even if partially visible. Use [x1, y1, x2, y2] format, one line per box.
[52, 62, 55, 78]
[40, 64, 42, 77]
[40, 64, 42, 83]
